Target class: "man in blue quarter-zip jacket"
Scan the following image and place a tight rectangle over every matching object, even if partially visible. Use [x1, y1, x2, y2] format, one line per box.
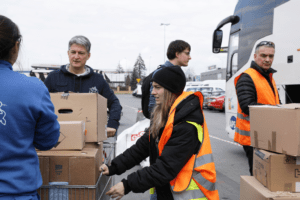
[44, 35, 122, 137]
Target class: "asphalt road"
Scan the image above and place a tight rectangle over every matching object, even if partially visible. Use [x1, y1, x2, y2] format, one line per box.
[106, 94, 250, 200]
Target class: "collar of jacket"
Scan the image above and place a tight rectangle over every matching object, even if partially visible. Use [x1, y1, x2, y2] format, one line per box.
[163, 60, 175, 67]
[174, 95, 202, 125]
[0, 60, 12, 71]
[156, 95, 203, 139]
[60, 64, 94, 78]
[251, 61, 277, 76]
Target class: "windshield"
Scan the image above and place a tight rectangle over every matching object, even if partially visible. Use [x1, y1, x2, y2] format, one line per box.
[212, 91, 225, 97]
[186, 88, 197, 92]
[199, 87, 213, 92]
[186, 87, 213, 92]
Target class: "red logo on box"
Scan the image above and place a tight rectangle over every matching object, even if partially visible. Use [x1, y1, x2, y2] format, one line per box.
[131, 131, 145, 141]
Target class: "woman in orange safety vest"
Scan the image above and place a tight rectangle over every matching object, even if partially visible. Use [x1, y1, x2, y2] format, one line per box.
[100, 66, 219, 200]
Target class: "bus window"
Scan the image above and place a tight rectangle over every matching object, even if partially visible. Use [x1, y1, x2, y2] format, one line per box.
[226, 32, 239, 80]
[231, 53, 238, 75]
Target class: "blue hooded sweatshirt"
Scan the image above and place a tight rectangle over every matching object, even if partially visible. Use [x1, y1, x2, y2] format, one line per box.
[44, 65, 122, 130]
[0, 60, 60, 196]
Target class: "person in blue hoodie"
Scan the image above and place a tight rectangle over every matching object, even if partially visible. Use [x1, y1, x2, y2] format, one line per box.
[147, 40, 191, 115]
[44, 35, 122, 137]
[0, 15, 60, 200]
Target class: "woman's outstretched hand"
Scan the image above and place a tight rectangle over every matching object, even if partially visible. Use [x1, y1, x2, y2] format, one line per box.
[106, 182, 125, 200]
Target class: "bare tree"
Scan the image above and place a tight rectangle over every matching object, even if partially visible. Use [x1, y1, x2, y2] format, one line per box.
[133, 54, 147, 80]
[116, 62, 124, 73]
[130, 54, 147, 89]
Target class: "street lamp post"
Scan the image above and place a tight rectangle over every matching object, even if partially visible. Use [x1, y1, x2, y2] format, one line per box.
[161, 23, 170, 62]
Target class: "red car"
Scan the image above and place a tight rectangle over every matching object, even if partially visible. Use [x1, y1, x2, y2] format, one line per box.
[208, 93, 225, 112]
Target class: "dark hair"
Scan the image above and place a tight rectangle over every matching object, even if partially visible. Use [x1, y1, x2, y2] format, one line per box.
[0, 15, 21, 60]
[167, 40, 191, 60]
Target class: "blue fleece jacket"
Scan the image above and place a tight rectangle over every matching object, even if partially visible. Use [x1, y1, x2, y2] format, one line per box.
[148, 61, 174, 113]
[44, 65, 122, 130]
[0, 60, 60, 196]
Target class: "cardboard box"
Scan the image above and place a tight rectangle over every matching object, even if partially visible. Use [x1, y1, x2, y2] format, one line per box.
[48, 121, 85, 151]
[50, 93, 107, 142]
[240, 176, 300, 200]
[37, 146, 103, 185]
[85, 142, 105, 164]
[253, 149, 300, 192]
[250, 104, 300, 156]
[84, 142, 102, 149]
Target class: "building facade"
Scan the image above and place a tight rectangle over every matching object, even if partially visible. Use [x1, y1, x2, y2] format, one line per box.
[200, 68, 226, 81]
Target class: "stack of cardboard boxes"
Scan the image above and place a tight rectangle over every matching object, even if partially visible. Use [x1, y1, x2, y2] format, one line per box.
[240, 104, 300, 200]
[36, 93, 108, 200]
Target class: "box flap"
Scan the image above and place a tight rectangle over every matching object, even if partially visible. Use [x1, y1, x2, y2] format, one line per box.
[250, 104, 300, 110]
[241, 176, 300, 199]
[278, 103, 300, 109]
[36, 148, 98, 157]
[255, 149, 271, 161]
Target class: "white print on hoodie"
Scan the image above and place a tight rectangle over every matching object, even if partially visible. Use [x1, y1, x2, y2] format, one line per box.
[0, 101, 6, 126]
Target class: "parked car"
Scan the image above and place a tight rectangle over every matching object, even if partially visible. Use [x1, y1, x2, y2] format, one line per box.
[208, 92, 225, 112]
[202, 92, 212, 109]
[132, 84, 142, 97]
[186, 86, 225, 109]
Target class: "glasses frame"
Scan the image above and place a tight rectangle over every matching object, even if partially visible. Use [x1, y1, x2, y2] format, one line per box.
[256, 41, 275, 49]
[17, 35, 22, 43]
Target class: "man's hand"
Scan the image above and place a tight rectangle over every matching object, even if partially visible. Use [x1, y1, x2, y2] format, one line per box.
[107, 127, 116, 137]
[99, 164, 109, 175]
[106, 182, 125, 200]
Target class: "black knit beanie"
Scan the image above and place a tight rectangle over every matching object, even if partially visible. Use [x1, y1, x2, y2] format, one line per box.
[151, 66, 186, 94]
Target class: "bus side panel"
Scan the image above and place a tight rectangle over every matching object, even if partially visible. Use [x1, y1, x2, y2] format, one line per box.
[225, 75, 238, 139]
[272, 1, 300, 86]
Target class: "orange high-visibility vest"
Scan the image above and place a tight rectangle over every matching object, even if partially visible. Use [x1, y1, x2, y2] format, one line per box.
[234, 68, 279, 146]
[158, 91, 219, 200]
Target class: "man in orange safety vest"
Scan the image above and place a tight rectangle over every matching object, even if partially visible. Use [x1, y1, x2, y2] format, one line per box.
[234, 41, 280, 175]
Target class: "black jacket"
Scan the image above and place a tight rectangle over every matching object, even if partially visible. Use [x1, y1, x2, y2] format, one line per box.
[44, 65, 122, 130]
[236, 61, 279, 115]
[108, 95, 203, 200]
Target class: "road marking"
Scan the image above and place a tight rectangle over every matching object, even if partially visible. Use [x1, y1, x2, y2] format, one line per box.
[123, 104, 138, 111]
[209, 135, 242, 147]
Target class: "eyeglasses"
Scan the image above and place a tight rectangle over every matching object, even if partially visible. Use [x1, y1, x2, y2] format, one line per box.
[17, 35, 22, 43]
[183, 51, 190, 56]
[256, 41, 275, 49]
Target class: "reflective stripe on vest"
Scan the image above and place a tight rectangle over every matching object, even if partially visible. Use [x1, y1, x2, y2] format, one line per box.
[158, 91, 219, 200]
[150, 187, 155, 195]
[234, 68, 279, 145]
[235, 127, 250, 136]
[237, 113, 249, 121]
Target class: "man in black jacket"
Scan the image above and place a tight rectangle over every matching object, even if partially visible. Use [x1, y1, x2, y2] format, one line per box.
[44, 35, 122, 137]
[235, 41, 279, 175]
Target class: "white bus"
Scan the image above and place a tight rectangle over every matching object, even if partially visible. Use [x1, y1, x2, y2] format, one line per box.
[212, 0, 300, 139]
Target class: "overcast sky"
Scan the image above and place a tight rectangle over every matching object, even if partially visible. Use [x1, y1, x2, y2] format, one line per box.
[1, 0, 238, 75]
